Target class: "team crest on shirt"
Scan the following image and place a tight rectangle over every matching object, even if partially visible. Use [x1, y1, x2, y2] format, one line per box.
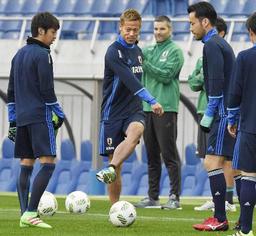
[138, 55, 142, 64]
[107, 138, 113, 146]
[159, 50, 169, 62]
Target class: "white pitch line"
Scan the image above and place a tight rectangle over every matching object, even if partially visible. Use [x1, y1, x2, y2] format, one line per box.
[0, 208, 237, 223]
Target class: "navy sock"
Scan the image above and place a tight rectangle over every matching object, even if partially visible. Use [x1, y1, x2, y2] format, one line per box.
[226, 187, 234, 204]
[234, 175, 242, 223]
[28, 163, 55, 212]
[208, 169, 226, 222]
[240, 177, 256, 234]
[17, 165, 33, 215]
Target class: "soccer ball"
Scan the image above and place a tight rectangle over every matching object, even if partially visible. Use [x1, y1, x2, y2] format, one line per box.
[65, 191, 90, 214]
[38, 191, 58, 216]
[109, 200, 137, 227]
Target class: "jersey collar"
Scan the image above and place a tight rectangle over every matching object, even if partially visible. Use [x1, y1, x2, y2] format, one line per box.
[116, 35, 135, 49]
[202, 28, 218, 43]
[27, 37, 50, 50]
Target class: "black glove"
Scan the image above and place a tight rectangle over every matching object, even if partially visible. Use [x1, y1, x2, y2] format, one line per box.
[8, 122, 16, 142]
[52, 114, 64, 130]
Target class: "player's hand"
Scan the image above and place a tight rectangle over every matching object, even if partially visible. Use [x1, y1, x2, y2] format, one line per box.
[8, 122, 16, 142]
[52, 113, 64, 130]
[200, 114, 213, 133]
[227, 124, 237, 138]
[151, 103, 164, 116]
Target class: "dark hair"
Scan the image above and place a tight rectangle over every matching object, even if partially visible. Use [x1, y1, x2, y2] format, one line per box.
[187, 1, 217, 26]
[246, 12, 256, 34]
[154, 15, 172, 28]
[31, 12, 59, 37]
[216, 17, 227, 36]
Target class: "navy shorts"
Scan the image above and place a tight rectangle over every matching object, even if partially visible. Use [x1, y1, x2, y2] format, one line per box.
[99, 111, 145, 156]
[232, 131, 256, 173]
[15, 122, 56, 159]
[206, 116, 236, 159]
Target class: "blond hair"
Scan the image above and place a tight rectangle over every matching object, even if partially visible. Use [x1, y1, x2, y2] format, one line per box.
[120, 9, 142, 26]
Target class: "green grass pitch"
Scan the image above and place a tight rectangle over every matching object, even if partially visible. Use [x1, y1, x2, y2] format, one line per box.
[0, 193, 252, 236]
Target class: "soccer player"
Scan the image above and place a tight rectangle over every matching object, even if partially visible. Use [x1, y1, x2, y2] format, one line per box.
[7, 12, 64, 228]
[190, 17, 237, 212]
[227, 12, 256, 236]
[96, 9, 164, 204]
[188, 2, 236, 231]
[134, 16, 184, 209]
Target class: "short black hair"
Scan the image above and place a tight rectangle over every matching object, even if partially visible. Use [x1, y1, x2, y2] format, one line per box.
[246, 12, 256, 34]
[216, 17, 227, 36]
[187, 1, 217, 26]
[31, 12, 59, 37]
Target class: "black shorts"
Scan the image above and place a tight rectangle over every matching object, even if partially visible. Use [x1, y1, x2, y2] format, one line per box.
[99, 111, 145, 156]
[15, 122, 56, 159]
[206, 115, 236, 159]
[232, 131, 256, 173]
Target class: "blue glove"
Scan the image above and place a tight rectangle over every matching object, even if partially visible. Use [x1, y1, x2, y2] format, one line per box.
[200, 114, 214, 133]
[8, 122, 16, 142]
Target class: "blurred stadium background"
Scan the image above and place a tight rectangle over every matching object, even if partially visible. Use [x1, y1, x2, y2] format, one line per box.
[0, 0, 253, 196]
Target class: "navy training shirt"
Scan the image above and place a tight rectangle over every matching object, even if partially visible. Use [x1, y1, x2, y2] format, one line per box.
[228, 46, 256, 134]
[101, 37, 144, 121]
[203, 34, 235, 114]
[7, 38, 58, 126]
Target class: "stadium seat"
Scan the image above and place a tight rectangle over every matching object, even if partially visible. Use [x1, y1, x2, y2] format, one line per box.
[89, 0, 113, 16]
[243, 0, 256, 16]
[207, 0, 228, 16]
[222, 0, 247, 16]
[3, 0, 26, 15]
[21, 0, 43, 15]
[171, 0, 188, 16]
[126, 0, 153, 15]
[172, 21, 190, 41]
[1, 31, 20, 39]
[107, 0, 129, 16]
[140, 21, 153, 41]
[121, 151, 138, 195]
[184, 143, 200, 166]
[181, 164, 197, 196]
[129, 163, 148, 195]
[46, 139, 77, 194]
[60, 139, 76, 161]
[0, 0, 8, 15]
[152, 0, 172, 16]
[192, 167, 211, 196]
[72, 0, 95, 15]
[0, 20, 22, 33]
[231, 33, 249, 42]
[38, 0, 60, 13]
[172, 33, 190, 41]
[0, 138, 19, 192]
[55, 0, 77, 16]
[97, 21, 118, 40]
[80, 140, 92, 162]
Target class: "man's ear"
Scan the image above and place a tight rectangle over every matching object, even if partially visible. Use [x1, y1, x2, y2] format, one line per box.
[201, 18, 210, 28]
[38, 27, 45, 36]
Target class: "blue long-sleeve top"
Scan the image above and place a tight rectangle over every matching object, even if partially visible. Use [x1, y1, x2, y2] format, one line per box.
[7, 37, 64, 126]
[101, 35, 156, 121]
[228, 46, 256, 134]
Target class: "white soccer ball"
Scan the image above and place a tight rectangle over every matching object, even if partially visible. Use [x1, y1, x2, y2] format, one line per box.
[38, 191, 58, 216]
[109, 200, 137, 227]
[65, 191, 90, 214]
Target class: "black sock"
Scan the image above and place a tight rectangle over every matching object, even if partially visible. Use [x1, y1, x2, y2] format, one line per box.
[28, 163, 55, 212]
[240, 177, 256, 234]
[208, 169, 226, 222]
[17, 165, 33, 215]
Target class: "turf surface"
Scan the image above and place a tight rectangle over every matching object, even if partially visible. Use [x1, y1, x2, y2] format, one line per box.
[0, 193, 251, 236]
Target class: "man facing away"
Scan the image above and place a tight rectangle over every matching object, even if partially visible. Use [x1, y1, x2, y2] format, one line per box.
[96, 9, 164, 204]
[7, 12, 65, 228]
[135, 15, 184, 209]
[188, 2, 236, 231]
[227, 12, 256, 236]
